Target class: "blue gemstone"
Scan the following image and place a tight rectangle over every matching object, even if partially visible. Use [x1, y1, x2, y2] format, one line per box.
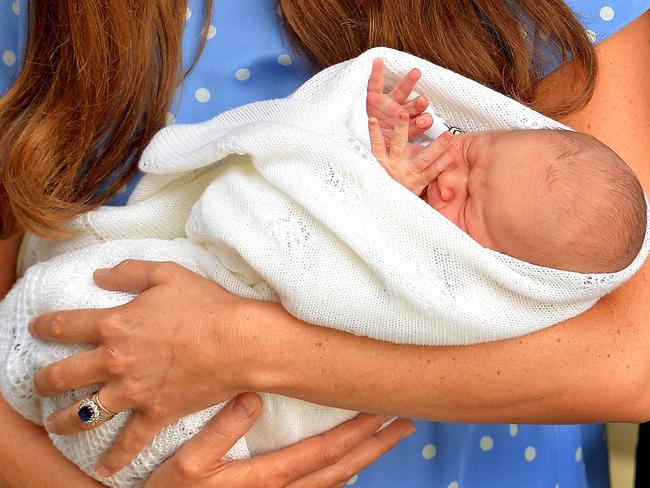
[78, 405, 94, 423]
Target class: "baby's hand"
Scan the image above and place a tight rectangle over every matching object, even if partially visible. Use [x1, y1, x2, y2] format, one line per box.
[366, 58, 433, 146]
[369, 112, 456, 196]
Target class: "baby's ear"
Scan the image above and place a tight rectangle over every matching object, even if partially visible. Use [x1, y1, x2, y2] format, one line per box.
[439, 185, 455, 202]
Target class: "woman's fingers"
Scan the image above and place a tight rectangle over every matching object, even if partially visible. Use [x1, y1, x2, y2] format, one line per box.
[166, 394, 262, 475]
[44, 383, 127, 435]
[95, 412, 161, 477]
[93, 259, 182, 294]
[259, 413, 396, 484]
[287, 418, 415, 488]
[29, 308, 109, 344]
[34, 349, 108, 397]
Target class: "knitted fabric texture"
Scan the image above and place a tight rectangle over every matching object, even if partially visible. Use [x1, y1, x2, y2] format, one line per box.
[2, 48, 648, 487]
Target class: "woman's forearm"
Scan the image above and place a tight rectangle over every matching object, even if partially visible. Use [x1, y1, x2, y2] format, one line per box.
[248, 269, 650, 424]
[0, 395, 102, 487]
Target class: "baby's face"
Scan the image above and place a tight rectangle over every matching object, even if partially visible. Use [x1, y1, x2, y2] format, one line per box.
[423, 130, 552, 261]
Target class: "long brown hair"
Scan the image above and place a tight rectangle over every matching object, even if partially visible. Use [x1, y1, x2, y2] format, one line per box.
[0, 0, 596, 238]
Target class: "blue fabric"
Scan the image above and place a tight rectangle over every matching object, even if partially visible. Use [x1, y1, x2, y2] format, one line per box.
[1, 1, 648, 486]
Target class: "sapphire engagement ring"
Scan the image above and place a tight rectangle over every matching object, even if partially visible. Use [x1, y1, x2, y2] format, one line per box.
[77, 392, 118, 425]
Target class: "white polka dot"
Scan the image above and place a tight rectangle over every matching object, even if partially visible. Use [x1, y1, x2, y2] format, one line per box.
[276, 4, 283, 16]
[539, 28, 550, 41]
[524, 446, 537, 462]
[235, 68, 251, 81]
[585, 29, 597, 43]
[12, 0, 20, 15]
[2, 51, 16, 66]
[277, 54, 292, 66]
[165, 112, 176, 126]
[346, 474, 358, 485]
[194, 88, 211, 103]
[448, 482, 459, 488]
[116, 185, 127, 194]
[185, 7, 192, 20]
[575, 446, 583, 462]
[206, 25, 217, 39]
[555, 484, 560, 488]
[421, 443, 437, 460]
[509, 424, 518, 437]
[599, 6, 614, 22]
[479, 435, 494, 451]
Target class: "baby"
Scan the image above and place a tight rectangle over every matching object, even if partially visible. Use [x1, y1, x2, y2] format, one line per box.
[366, 59, 646, 274]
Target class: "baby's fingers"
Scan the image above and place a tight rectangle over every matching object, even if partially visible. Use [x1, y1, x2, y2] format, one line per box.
[416, 134, 458, 178]
[368, 58, 385, 94]
[389, 112, 410, 159]
[389, 68, 421, 103]
[368, 117, 388, 160]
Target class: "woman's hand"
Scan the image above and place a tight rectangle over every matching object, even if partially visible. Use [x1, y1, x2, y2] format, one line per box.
[146, 393, 415, 488]
[29, 260, 263, 477]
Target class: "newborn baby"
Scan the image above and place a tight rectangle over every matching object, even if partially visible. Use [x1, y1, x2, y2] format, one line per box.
[366, 59, 646, 274]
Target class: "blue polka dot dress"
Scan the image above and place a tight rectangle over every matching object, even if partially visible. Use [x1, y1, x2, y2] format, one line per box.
[1, 1, 648, 486]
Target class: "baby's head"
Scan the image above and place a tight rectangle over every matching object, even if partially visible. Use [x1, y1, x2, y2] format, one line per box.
[424, 129, 646, 273]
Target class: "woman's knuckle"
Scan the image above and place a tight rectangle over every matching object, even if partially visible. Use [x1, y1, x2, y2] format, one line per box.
[46, 365, 66, 391]
[320, 443, 345, 467]
[49, 314, 67, 339]
[104, 348, 127, 376]
[146, 403, 166, 419]
[119, 381, 140, 403]
[174, 454, 202, 479]
[120, 435, 143, 456]
[97, 314, 124, 340]
[156, 261, 182, 280]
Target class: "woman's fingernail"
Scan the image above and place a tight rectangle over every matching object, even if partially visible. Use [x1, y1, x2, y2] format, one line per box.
[234, 393, 258, 418]
[400, 426, 416, 440]
[45, 419, 55, 433]
[95, 466, 111, 478]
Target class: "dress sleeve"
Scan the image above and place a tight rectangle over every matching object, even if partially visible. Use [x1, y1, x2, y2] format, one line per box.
[0, 0, 26, 96]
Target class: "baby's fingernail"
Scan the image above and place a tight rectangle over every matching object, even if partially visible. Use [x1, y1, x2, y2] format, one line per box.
[45, 419, 55, 433]
[416, 117, 427, 128]
[94, 268, 110, 277]
[234, 393, 258, 418]
[95, 466, 111, 478]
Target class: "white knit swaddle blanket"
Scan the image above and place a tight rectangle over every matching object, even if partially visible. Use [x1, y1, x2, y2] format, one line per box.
[2, 48, 648, 487]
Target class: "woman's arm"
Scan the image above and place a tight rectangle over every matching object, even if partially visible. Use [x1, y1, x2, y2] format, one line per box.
[0, 236, 103, 487]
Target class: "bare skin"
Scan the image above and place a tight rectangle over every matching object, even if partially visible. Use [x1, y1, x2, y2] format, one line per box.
[2, 10, 649, 486]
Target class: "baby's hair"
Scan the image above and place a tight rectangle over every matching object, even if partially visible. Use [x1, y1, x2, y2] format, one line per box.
[537, 130, 646, 273]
